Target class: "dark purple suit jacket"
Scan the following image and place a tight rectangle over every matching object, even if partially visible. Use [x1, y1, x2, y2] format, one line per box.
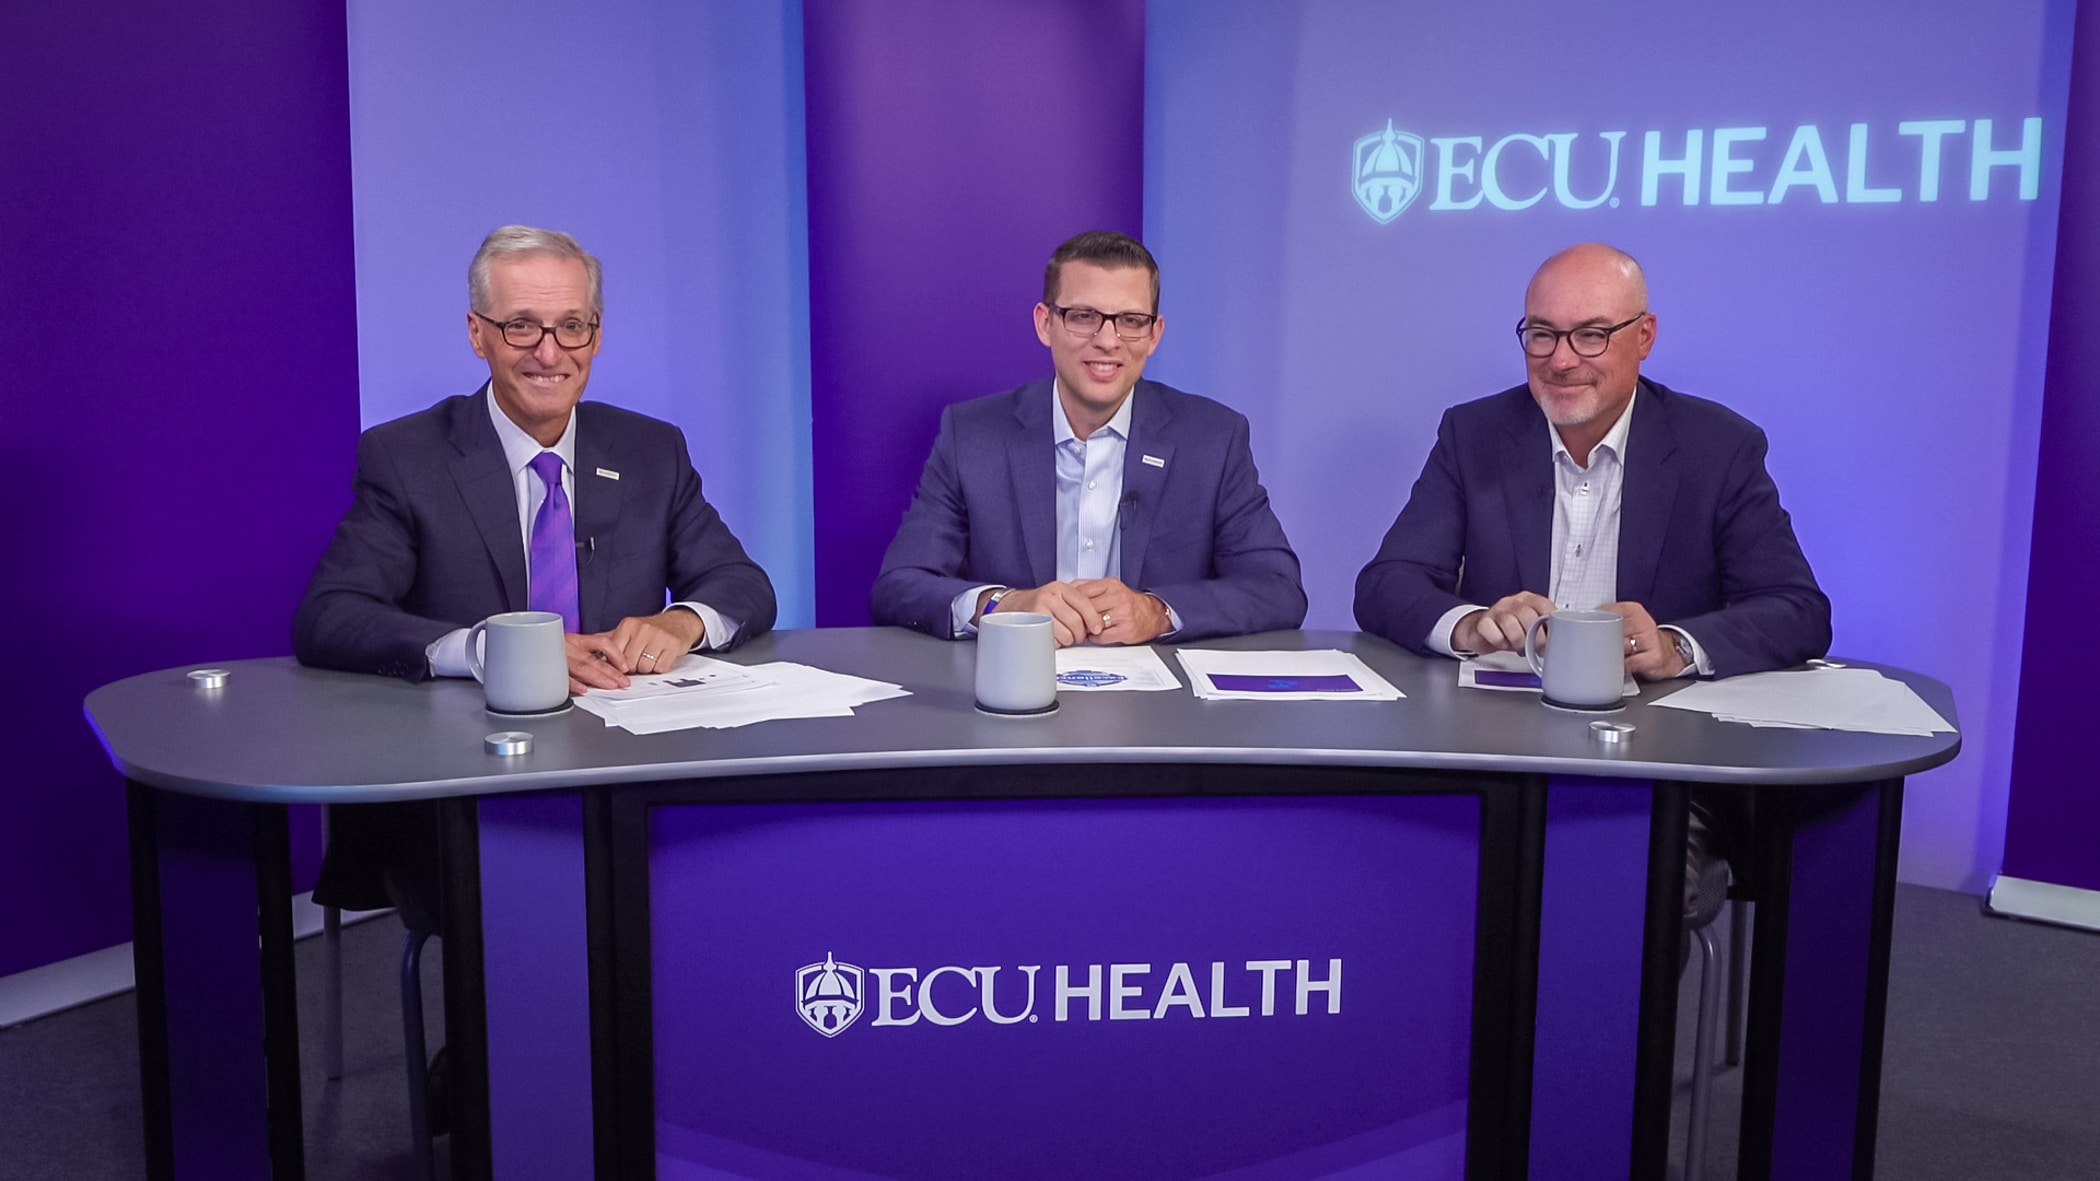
[871, 379, 1306, 641]
[294, 389, 775, 680]
[1353, 379, 1830, 678]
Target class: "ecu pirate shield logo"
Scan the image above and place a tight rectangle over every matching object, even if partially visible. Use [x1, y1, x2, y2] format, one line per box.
[796, 953, 864, 1037]
[1353, 120, 1425, 223]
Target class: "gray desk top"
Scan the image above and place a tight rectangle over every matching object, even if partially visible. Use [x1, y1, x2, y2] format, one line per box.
[83, 629, 1961, 803]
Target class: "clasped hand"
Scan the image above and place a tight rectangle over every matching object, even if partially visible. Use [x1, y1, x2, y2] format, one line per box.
[1455, 593, 1686, 680]
[990, 579, 1168, 647]
[566, 608, 706, 694]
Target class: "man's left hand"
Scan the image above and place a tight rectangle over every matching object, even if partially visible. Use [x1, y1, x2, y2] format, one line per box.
[1070, 578, 1170, 646]
[581, 608, 706, 683]
[1599, 601, 1686, 681]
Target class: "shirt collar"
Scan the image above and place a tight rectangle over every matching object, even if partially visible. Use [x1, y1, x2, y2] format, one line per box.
[486, 384, 577, 477]
[1051, 380, 1136, 447]
[1549, 385, 1637, 469]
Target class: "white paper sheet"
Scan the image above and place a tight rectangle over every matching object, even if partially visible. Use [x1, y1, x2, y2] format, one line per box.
[1649, 666, 1953, 736]
[1054, 645, 1182, 692]
[573, 655, 909, 733]
[1458, 650, 1637, 697]
[1173, 648, 1404, 701]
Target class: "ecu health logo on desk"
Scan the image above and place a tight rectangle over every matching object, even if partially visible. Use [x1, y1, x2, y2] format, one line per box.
[796, 952, 866, 1037]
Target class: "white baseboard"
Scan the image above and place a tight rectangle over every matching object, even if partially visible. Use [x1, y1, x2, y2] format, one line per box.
[1986, 874, 2100, 933]
[0, 892, 391, 1029]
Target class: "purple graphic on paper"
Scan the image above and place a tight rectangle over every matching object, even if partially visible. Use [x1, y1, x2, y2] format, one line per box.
[1209, 674, 1362, 693]
[650, 796, 1480, 1178]
[1474, 670, 1543, 690]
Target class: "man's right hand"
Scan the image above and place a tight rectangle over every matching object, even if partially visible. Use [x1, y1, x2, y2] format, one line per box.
[1454, 591, 1557, 654]
[984, 582, 1106, 648]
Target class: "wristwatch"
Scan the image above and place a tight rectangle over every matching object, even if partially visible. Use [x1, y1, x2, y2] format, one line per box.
[1671, 631, 1696, 673]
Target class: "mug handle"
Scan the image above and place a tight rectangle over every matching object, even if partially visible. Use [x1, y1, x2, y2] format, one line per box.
[465, 619, 489, 683]
[1524, 614, 1551, 677]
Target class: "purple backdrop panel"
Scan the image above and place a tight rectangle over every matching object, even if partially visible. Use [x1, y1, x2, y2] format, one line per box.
[1529, 779, 1652, 1176]
[803, 0, 1145, 625]
[4, 3, 355, 974]
[650, 795, 1479, 1179]
[479, 792, 594, 1179]
[2003, 0, 2100, 894]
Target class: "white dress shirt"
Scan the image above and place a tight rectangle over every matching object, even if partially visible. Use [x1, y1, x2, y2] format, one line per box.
[425, 391, 736, 676]
[1428, 396, 1710, 675]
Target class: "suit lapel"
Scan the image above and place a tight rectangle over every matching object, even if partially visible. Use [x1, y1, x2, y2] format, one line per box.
[1008, 387, 1058, 586]
[574, 417, 627, 631]
[1500, 400, 1554, 597]
[449, 388, 528, 611]
[1616, 384, 1676, 604]
[1119, 386, 1173, 588]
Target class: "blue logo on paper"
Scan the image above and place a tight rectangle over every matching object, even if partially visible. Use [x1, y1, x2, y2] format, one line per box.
[796, 953, 864, 1038]
[1058, 670, 1128, 688]
[1353, 120, 1425, 223]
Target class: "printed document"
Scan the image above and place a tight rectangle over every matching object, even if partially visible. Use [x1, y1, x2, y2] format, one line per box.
[1174, 648, 1403, 701]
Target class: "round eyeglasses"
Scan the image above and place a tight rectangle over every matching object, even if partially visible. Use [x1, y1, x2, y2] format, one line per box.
[1516, 313, 1647, 359]
[475, 312, 600, 351]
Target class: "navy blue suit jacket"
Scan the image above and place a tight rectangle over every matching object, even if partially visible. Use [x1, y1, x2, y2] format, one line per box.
[1353, 379, 1829, 677]
[872, 379, 1306, 641]
[294, 389, 776, 681]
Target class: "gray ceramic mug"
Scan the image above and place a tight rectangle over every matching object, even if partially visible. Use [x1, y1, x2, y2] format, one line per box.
[976, 612, 1058, 715]
[465, 610, 570, 714]
[1523, 609, 1625, 710]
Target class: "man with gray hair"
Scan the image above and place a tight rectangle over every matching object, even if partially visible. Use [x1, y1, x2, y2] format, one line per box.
[296, 225, 775, 908]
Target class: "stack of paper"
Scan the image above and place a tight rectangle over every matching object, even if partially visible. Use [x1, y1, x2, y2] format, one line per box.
[1174, 648, 1404, 701]
[1650, 665, 1953, 736]
[573, 655, 909, 734]
[1054, 646, 1182, 692]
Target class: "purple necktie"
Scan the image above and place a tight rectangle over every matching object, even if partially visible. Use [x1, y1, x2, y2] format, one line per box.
[526, 451, 580, 632]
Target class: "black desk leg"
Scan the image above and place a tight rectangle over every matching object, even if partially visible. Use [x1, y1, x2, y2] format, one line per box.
[126, 783, 306, 1180]
[1737, 779, 1904, 1179]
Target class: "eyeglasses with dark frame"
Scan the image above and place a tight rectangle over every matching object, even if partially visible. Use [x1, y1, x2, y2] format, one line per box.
[474, 312, 601, 351]
[1046, 303, 1160, 341]
[1515, 313, 1647, 359]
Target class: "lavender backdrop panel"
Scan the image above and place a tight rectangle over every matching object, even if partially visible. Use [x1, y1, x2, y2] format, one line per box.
[1143, 0, 2075, 891]
[479, 792, 594, 1179]
[803, 0, 1144, 625]
[347, 0, 814, 627]
[2003, 0, 2100, 893]
[1529, 780, 1652, 1175]
[3, 2, 356, 976]
[650, 796, 1479, 1179]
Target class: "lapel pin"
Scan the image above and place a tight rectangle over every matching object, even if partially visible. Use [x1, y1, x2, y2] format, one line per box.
[1141, 454, 1166, 468]
[596, 468, 620, 480]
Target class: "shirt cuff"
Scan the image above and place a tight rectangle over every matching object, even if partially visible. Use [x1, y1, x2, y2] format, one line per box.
[1149, 594, 1183, 639]
[1428, 604, 1483, 657]
[1660, 625, 1711, 677]
[671, 602, 735, 650]
[428, 627, 472, 678]
[951, 585, 1001, 637]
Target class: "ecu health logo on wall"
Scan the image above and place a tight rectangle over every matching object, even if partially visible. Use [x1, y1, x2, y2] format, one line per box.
[1353, 119, 1425, 222]
[796, 952, 865, 1037]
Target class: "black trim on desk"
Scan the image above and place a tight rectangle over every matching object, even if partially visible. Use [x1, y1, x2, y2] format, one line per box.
[1467, 775, 1546, 1180]
[443, 796, 493, 1181]
[252, 803, 307, 1180]
[582, 788, 628, 1180]
[124, 782, 175, 1181]
[600, 762, 1523, 1180]
[1630, 786, 1690, 1179]
[1737, 789, 1797, 1178]
[1853, 779, 1906, 1178]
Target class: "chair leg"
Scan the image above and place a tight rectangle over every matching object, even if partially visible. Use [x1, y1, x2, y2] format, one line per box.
[1685, 924, 1724, 1181]
[402, 928, 436, 1181]
[1725, 898, 1751, 1067]
[323, 903, 344, 1080]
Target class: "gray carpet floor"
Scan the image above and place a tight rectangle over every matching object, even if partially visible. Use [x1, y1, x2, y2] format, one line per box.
[1, 883, 2093, 1179]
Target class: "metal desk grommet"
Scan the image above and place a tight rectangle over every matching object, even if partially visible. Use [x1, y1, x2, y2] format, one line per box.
[1590, 720, 1634, 743]
[187, 668, 231, 690]
[484, 731, 533, 757]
